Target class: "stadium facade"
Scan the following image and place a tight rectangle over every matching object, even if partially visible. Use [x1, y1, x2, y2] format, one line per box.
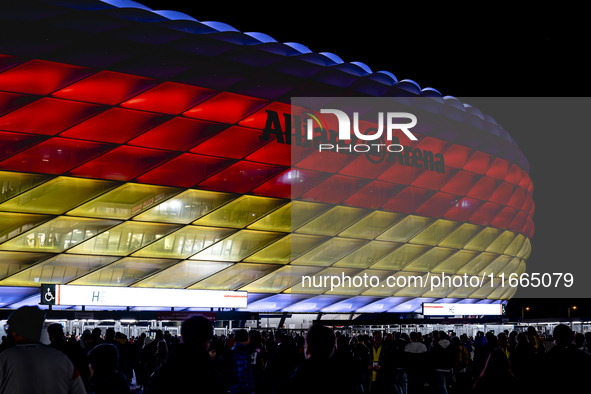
[0, 0, 533, 314]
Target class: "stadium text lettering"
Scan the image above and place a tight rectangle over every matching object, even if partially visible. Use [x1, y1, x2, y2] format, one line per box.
[262, 110, 445, 173]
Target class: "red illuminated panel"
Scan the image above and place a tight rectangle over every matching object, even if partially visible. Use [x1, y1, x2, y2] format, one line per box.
[69, 146, 177, 181]
[528, 223, 535, 239]
[238, 102, 292, 129]
[344, 181, 405, 209]
[439, 171, 479, 196]
[522, 216, 534, 238]
[0, 98, 105, 135]
[507, 187, 526, 209]
[378, 163, 424, 185]
[128, 118, 228, 151]
[485, 158, 511, 180]
[490, 206, 518, 229]
[191, 126, 270, 159]
[443, 197, 484, 222]
[60, 108, 170, 144]
[53, 71, 158, 105]
[183, 92, 268, 124]
[414, 192, 461, 218]
[489, 182, 515, 205]
[252, 169, 328, 199]
[338, 155, 393, 179]
[198, 161, 286, 193]
[466, 176, 499, 201]
[469, 202, 503, 226]
[296, 150, 357, 173]
[520, 193, 533, 214]
[245, 142, 314, 167]
[519, 170, 531, 191]
[529, 201, 535, 217]
[504, 164, 522, 185]
[381, 186, 433, 214]
[508, 211, 528, 233]
[121, 82, 217, 115]
[0, 131, 47, 161]
[0, 92, 40, 117]
[0, 60, 93, 95]
[413, 137, 450, 154]
[527, 181, 533, 195]
[443, 145, 473, 169]
[136, 154, 233, 187]
[0, 138, 112, 174]
[463, 151, 494, 175]
[411, 169, 456, 191]
[300, 175, 369, 204]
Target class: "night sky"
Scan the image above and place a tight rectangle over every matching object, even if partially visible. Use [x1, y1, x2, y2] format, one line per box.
[135, 1, 590, 302]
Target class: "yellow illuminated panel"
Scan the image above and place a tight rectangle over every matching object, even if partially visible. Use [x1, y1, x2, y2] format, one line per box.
[190, 230, 286, 262]
[376, 215, 435, 243]
[504, 234, 525, 256]
[463, 227, 503, 251]
[333, 241, 400, 268]
[499, 257, 521, 277]
[432, 250, 480, 274]
[0, 212, 52, 244]
[0, 254, 119, 287]
[447, 277, 480, 298]
[286, 267, 362, 294]
[421, 276, 462, 298]
[0, 171, 51, 203]
[296, 206, 370, 236]
[479, 254, 512, 276]
[133, 189, 237, 224]
[324, 269, 393, 295]
[66, 222, 181, 256]
[501, 285, 518, 300]
[338, 211, 404, 239]
[0, 251, 55, 281]
[194, 196, 287, 229]
[517, 238, 531, 259]
[244, 234, 328, 264]
[188, 263, 282, 290]
[132, 226, 236, 259]
[515, 260, 526, 276]
[403, 247, 456, 272]
[469, 277, 495, 298]
[456, 252, 498, 276]
[70, 257, 179, 286]
[0, 216, 121, 253]
[410, 220, 460, 246]
[292, 237, 368, 267]
[0, 177, 118, 215]
[485, 231, 516, 254]
[248, 201, 330, 232]
[133, 261, 233, 288]
[363, 272, 426, 297]
[370, 244, 429, 270]
[438, 223, 483, 249]
[488, 278, 508, 299]
[68, 183, 181, 220]
[241, 265, 324, 293]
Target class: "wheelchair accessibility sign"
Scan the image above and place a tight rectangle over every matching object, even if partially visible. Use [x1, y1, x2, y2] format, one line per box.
[40, 284, 57, 305]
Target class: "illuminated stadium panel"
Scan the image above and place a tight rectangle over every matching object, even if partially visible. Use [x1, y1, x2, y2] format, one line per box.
[0, 0, 533, 312]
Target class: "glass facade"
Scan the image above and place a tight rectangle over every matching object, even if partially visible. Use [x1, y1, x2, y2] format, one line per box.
[0, 0, 534, 312]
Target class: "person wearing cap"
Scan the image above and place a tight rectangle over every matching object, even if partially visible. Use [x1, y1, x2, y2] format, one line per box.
[0, 306, 86, 393]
